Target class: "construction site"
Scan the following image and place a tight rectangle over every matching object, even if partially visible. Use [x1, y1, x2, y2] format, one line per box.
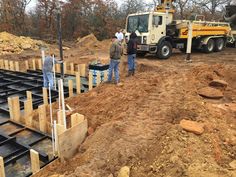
[0, 0, 236, 177]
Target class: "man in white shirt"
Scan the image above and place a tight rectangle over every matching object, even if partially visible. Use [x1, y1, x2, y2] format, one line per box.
[115, 28, 124, 43]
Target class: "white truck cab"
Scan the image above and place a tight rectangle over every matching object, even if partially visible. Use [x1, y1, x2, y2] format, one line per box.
[125, 11, 174, 59]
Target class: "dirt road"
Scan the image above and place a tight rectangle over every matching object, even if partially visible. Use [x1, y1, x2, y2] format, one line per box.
[34, 48, 236, 177]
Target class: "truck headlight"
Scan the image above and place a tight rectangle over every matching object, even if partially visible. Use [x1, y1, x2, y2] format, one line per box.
[143, 36, 147, 44]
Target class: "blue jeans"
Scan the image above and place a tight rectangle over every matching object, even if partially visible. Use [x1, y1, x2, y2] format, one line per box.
[128, 54, 136, 71]
[108, 59, 120, 83]
[43, 72, 53, 89]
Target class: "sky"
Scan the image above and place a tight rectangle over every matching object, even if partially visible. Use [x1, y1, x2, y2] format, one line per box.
[27, 0, 154, 11]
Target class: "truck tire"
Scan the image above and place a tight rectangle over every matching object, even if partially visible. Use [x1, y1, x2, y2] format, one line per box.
[157, 41, 172, 59]
[203, 38, 215, 53]
[214, 38, 225, 52]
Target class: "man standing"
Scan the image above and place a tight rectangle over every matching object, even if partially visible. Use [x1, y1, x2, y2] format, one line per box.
[108, 36, 123, 84]
[43, 54, 62, 89]
[127, 32, 137, 76]
[115, 28, 124, 44]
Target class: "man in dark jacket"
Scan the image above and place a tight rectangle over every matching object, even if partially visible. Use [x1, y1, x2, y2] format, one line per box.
[108, 36, 123, 84]
[127, 32, 137, 76]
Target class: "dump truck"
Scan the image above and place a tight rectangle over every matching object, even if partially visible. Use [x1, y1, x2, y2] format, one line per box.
[125, 0, 236, 59]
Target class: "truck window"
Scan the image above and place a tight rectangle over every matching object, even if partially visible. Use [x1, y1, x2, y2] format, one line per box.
[127, 15, 149, 33]
[153, 16, 162, 26]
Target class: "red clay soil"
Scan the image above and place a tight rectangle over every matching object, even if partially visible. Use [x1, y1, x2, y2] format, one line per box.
[33, 48, 236, 177]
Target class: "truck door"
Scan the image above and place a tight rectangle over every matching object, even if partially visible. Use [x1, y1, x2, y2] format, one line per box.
[150, 15, 166, 45]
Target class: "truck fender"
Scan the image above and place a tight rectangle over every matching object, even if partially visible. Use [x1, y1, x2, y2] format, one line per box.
[157, 36, 173, 49]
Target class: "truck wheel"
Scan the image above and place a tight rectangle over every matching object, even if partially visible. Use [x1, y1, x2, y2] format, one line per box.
[203, 38, 215, 53]
[214, 38, 225, 52]
[157, 41, 172, 59]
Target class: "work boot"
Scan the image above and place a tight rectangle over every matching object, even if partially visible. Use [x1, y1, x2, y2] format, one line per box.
[132, 69, 135, 76]
[126, 70, 132, 77]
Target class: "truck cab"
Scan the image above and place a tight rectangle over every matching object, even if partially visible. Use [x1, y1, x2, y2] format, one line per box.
[125, 11, 174, 59]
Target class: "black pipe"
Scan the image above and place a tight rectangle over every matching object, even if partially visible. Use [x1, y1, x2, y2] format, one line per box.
[56, 10, 64, 79]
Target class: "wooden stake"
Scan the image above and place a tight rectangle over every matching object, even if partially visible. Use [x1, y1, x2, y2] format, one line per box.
[96, 71, 101, 86]
[64, 62, 67, 74]
[0, 156, 5, 177]
[8, 96, 21, 122]
[70, 63, 74, 75]
[71, 113, 84, 127]
[26, 91, 32, 100]
[43, 87, 48, 105]
[80, 64, 86, 77]
[32, 59, 36, 70]
[57, 110, 64, 125]
[68, 80, 73, 97]
[9, 61, 14, 71]
[15, 61, 20, 71]
[4, 60, 9, 70]
[56, 64, 60, 73]
[0, 60, 4, 69]
[24, 99, 33, 126]
[38, 104, 47, 133]
[89, 71, 93, 91]
[25, 60, 29, 71]
[38, 59, 42, 70]
[76, 72, 81, 94]
[30, 149, 40, 174]
[104, 70, 108, 82]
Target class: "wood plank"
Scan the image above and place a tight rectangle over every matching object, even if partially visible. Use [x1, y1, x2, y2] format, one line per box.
[26, 91, 32, 100]
[9, 61, 14, 71]
[64, 62, 67, 74]
[71, 113, 84, 127]
[0, 156, 5, 177]
[89, 71, 93, 91]
[0, 60, 4, 69]
[97, 71, 101, 86]
[4, 60, 9, 70]
[76, 72, 81, 94]
[68, 80, 73, 97]
[32, 59, 36, 70]
[38, 104, 47, 133]
[70, 63, 74, 75]
[58, 119, 88, 160]
[56, 63, 61, 73]
[80, 64, 86, 77]
[25, 60, 29, 71]
[24, 99, 33, 126]
[38, 59, 42, 70]
[55, 124, 66, 154]
[57, 110, 64, 125]
[42, 88, 48, 105]
[104, 70, 108, 82]
[30, 149, 40, 174]
[8, 96, 21, 122]
[15, 61, 20, 71]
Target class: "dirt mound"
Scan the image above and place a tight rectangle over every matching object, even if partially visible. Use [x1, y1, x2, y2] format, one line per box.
[0, 31, 47, 55]
[77, 34, 100, 48]
[32, 49, 236, 177]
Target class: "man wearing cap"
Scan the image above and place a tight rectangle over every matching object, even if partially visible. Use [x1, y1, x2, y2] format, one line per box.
[107, 36, 123, 84]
